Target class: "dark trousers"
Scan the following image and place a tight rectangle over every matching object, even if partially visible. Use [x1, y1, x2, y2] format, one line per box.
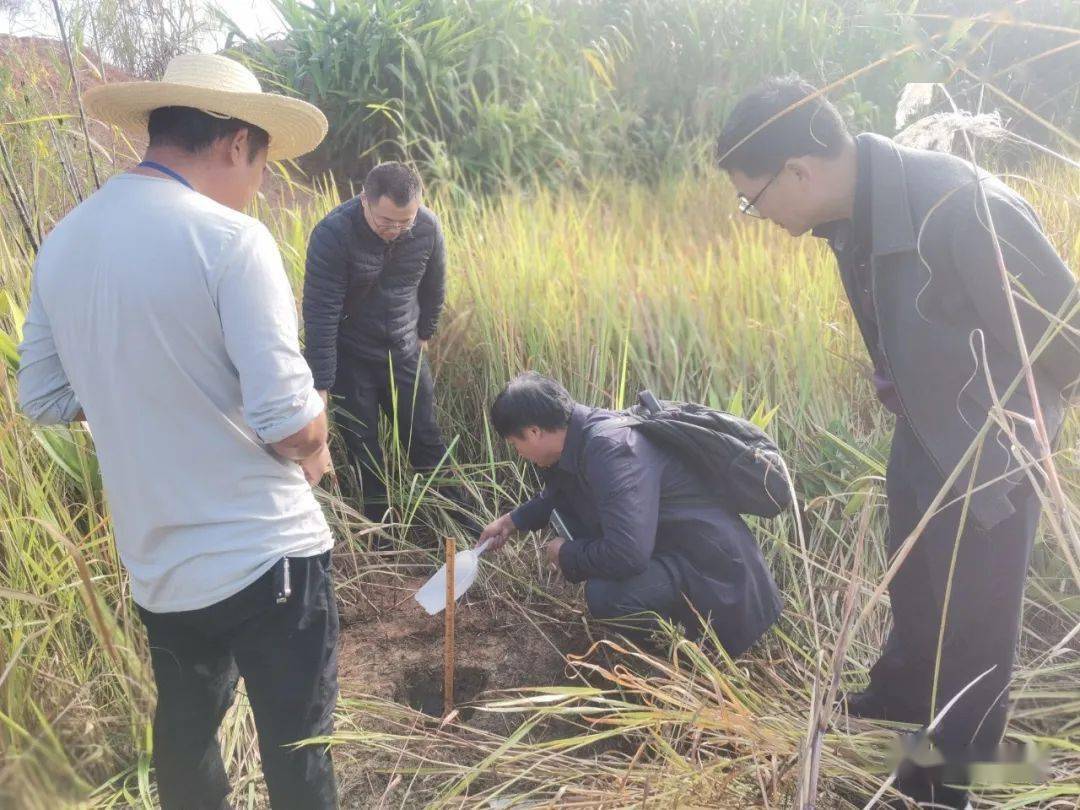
[137, 553, 339, 810]
[872, 419, 1040, 807]
[585, 557, 685, 641]
[563, 492, 687, 644]
[331, 352, 469, 525]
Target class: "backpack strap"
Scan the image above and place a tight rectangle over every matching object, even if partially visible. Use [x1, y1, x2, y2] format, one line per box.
[588, 414, 639, 437]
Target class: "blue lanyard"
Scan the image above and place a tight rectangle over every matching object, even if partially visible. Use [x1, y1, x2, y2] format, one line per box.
[136, 160, 193, 190]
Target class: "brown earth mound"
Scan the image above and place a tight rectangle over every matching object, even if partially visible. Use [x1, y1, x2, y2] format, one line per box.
[1, 34, 138, 154]
[1, 34, 133, 89]
[330, 559, 597, 807]
[1, 34, 323, 207]
[337, 570, 592, 729]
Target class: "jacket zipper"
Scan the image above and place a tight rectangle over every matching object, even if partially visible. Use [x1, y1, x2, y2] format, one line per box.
[870, 256, 949, 482]
[383, 241, 394, 333]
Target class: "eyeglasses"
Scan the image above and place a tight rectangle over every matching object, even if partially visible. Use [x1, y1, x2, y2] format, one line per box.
[361, 193, 417, 233]
[372, 214, 415, 233]
[736, 170, 780, 219]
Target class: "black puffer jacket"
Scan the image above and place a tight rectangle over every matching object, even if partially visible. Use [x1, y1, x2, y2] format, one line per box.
[302, 196, 446, 389]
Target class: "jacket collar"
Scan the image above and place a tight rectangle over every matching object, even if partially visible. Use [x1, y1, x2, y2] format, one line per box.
[812, 134, 871, 254]
[810, 133, 917, 258]
[556, 403, 593, 474]
[351, 196, 375, 239]
[860, 132, 918, 257]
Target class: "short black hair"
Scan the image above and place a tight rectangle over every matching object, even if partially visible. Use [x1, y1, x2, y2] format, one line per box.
[363, 162, 422, 207]
[490, 372, 575, 437]
[147, 106, 270, 161]
[715, 75, 849, 177]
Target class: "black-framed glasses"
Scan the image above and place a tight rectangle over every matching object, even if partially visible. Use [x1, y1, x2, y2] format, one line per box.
[737, 170, 780, 219]
[361, 192, 417, 233]
[372, 213, 416, 233]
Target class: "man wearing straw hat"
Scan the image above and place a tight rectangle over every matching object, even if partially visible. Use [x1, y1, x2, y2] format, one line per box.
[17, 53, 339, 808]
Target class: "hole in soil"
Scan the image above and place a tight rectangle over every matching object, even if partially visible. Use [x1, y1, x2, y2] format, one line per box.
[400, 665, 489, 720]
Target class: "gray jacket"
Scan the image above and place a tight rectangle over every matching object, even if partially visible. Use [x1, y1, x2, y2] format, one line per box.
[854, 133, 1079, 528]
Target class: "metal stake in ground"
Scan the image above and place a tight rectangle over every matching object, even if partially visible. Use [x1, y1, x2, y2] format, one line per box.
[443, 536, 456, 717]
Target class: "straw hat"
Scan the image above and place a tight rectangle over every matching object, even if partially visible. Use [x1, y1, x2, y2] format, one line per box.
[84, 53, 328, 160]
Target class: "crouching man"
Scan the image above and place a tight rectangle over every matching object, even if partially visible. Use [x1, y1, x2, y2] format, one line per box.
[479, 372, 782, 656]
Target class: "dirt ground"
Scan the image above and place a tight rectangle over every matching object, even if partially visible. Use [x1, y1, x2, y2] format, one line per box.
[327, 558, 601, 806]
[336, 568, 593, 722]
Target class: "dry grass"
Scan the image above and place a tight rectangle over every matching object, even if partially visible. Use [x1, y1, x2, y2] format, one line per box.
[1, 14, 1078, 808]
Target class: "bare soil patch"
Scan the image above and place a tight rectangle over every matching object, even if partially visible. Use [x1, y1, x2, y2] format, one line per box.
[329, 561, 600, 806]
[336, 570, 592, 731]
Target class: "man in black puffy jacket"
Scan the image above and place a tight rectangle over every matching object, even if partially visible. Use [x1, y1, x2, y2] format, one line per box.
[303, 162, 468, 527]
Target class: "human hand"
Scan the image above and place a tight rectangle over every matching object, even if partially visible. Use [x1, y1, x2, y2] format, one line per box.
[545, 537, 565, 571]
[479, 512, 517, 552]
[299, 443, 333, 485]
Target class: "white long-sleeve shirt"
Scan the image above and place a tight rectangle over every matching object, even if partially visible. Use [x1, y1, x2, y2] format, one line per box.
[17, 172, 332, 612]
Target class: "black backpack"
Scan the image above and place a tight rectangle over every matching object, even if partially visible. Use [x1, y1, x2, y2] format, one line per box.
[618, 390, 792, 519]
